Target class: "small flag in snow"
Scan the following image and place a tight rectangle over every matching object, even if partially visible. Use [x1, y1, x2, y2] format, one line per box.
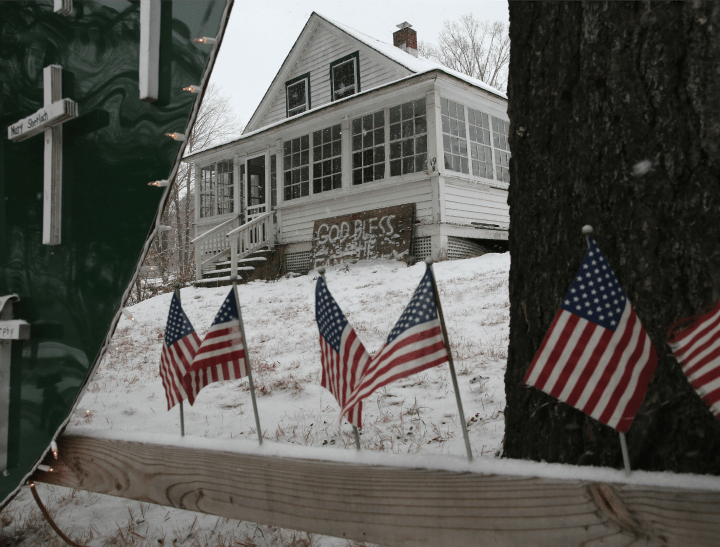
[184, 289, 248, 405]
[316, 276, 371, 428]
[668, 300, 720, 418]
[524, 237, 657, 433]
[343, 266, 449, 416]
[160, 293, 200, 410]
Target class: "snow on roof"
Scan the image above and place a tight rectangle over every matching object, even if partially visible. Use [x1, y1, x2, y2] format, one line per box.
[315, 12, 507, 100]
[186, 13, 507, 160]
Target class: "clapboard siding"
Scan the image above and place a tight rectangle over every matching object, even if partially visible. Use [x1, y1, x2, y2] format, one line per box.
[279, 179, 433, 243]
[257, 25, 409, 129]
[444, 183, 509, 226]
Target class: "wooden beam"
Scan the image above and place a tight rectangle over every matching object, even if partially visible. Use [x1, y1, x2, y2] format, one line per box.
[34, 434, 720, 546]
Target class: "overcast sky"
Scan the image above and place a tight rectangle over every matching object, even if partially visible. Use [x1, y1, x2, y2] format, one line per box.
[209, 1, 510, 127]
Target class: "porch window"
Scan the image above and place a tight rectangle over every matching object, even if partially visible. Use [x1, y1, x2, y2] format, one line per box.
[199, 165, 215, 218]
[283, 135, 310, 200]
[216, 159, 234, 214]
[468, 108, 493, 179]
[286, 73, 310, 118]
[270, 155, 277, 208]
[492, 116, 511, 182]
[441, 98, 469, 174]
[330, 52, 360, 101]
[352, 110, 385, 185]
[199, 159, 234, 218]
[312, 124, 342, 194]
[389, 98, 427, 176]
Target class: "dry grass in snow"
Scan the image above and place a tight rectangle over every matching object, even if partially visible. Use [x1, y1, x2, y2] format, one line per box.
[1, 253, 510, 547]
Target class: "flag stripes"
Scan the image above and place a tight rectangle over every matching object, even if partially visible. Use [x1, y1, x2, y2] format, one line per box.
[184, 289, 248, 406]
[668, 300, 720, 417]
[319, 327, 370, 427]
[160, 293, 201, 410]
[342, 267, 450, 417]
[316, 276, 371, 428]
[524, 237, 657, 433]
[343, 322, 447, 413]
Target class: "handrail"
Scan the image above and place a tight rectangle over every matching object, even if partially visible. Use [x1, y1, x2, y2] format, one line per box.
[227, 210, 272, 237]
[190, 214, 242, 244]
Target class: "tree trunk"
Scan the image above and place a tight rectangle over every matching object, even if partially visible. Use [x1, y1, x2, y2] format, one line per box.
[505, 1, 720, 474]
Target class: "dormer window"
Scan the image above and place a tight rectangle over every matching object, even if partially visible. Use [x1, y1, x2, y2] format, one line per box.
[286, 73, 310, 117]
[330, 52, 360, 101]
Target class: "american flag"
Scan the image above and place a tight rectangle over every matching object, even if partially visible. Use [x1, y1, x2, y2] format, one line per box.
[316, 276, 371, 428]
[668, 300, 720, 418]
[184, 289, 248, 406]
[524, 237, 657, 433]
[160, 293, 201, 410]
[342, 266, 448, 415]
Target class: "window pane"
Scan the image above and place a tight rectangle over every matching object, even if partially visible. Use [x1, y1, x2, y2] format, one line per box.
[390, 123, 402, 141]
[332, 58, 356, 100]
[301, 135, 309, 149]
[352, 134, 362, 151]
[287, 80, 306, 113]
[352, 118, 362, 134]
[402, 156, 414, 174]
[401, 102, 413, 120]
[416, 153, 427, 172]
[389, 105, 401, 124]
[350, 111, 385, 185]
[353, 169, 363, 185]
[363, 115, 373, 132]
[374, 163, 385, 180]
[390, 159, 401, 176]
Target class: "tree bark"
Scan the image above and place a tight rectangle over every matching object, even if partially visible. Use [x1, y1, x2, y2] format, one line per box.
[505, 1, 720, 474]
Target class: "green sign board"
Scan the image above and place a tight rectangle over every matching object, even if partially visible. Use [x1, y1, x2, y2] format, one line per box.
[0, 0, 231, 507]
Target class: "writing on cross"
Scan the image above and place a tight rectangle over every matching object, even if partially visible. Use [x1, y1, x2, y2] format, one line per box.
[6, 65, 77, 246]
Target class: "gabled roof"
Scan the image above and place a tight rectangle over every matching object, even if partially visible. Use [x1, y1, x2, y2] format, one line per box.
[243, 12, 506, 134]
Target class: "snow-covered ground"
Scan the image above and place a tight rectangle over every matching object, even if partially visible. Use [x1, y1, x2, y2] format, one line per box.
[2, 254, 511, 546]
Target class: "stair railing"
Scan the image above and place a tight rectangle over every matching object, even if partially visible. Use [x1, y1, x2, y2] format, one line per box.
[191, 214, 242, 281]
[227, 211, 274, 279]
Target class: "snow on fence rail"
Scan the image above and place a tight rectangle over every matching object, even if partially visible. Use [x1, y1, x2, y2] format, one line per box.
[34, 432, 720, 547]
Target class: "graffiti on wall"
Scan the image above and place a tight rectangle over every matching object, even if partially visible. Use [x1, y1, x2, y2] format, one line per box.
[311, 204, 415, 269]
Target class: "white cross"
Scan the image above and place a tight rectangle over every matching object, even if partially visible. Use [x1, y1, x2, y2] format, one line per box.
[139, 0, 160, 102]
[7, 65, 77, 246]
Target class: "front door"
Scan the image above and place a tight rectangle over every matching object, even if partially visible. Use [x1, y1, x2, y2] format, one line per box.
[246, 155, 266, 221]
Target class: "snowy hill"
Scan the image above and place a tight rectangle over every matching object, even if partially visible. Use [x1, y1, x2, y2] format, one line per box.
[2, 254, 510, 546]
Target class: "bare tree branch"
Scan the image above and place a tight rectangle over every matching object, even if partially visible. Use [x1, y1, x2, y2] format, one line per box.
[133, 85, 243, 302]
[420, 14, 509, 93]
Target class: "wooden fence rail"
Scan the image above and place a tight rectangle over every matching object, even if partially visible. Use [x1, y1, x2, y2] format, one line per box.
[34, 433, 720, 547]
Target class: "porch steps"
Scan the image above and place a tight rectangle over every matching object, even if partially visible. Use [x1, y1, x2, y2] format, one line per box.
[195, 247, 274, 288]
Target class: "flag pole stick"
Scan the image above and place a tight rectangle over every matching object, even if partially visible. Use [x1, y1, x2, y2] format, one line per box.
[231, 275, 263, 445]
[425, 258, 473, 462]
[319, 267, 361, 452]
[582, 225, 631, 476]
[174, 283, 185, 437]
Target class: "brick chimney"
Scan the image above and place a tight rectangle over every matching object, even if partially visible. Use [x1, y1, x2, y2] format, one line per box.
[393, 22, 418, 58]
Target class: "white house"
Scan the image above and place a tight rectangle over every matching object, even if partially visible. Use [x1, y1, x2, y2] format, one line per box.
[185, 12, 510, 283]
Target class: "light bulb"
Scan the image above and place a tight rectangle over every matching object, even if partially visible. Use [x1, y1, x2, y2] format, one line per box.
[51, 440, 58, 459]
[121, 308, 135, 321]
[37, 465, 53, 472]
[148, 180, 169, 187]
[165, 132, 186, 142]
[193, 37, 217, 44]
[183, 85, 202, 94]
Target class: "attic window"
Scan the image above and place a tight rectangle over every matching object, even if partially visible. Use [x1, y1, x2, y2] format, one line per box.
[286, 73, 310, 117]
[330, 52, 359, 101]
